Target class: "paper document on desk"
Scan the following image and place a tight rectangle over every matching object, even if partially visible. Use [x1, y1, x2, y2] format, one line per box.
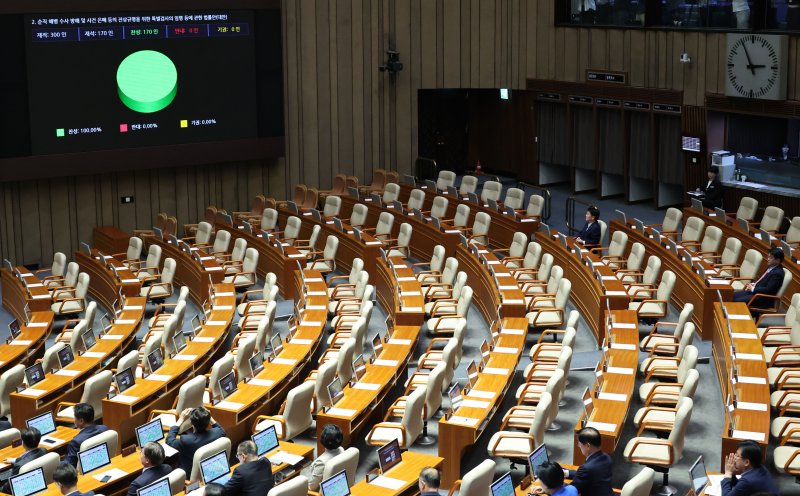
[447, 416, 480, 427]
[482, 367, 509, 375]
[597, 392, 627, 402]
[9, 340, 32, 346]
[28, 323, 47, 328]
[145, 374, 172, 382]
[82, 351, 105, 358]
[193, 337, 215, 343]
[289, 338, 312, 345]
[101, 334, 123, 340]
[248, 378, 275, 387]
[93, 468, 128, 482]
[611, 323, 636, 329]
[387, 338, 411, 345]
[352, 382, 381, 391]
[731, 430, 765, 442]
[55, 369, 80, 377]
[373, 359, 398, 367]
[460, 399, 490, 409]
[113, 395, 138, 404]
[728, 314, 750, 320]
[370, 476, 406, 490]
[610, 343, 636, 350]
[492, 346, 518, 354]
[465, 390, 495, 400]
[215, 401, 244, 410]
[586, 421, 617, 433]
[162, 443, 178, 457]
[269, 451, 305, 466]
[704, 475, 726, 496]
[730, 332, 756, 340]
[736, 402, 767, 411]
[326, 408, 356, 417]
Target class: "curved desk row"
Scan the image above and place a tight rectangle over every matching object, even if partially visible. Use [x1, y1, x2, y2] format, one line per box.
[0, 309, 54, 376]
[1, 267, 51, 323]
[143, 235, 225, 305]
[75, 250, 142, 312]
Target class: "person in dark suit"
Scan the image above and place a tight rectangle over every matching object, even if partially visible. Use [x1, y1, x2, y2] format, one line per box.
[223, 440, 274, 496]
[418, 467, 441, 496]
[0, 420, 12, 431]
[721, 440, 779, 496]
[64, 403, 109, 467]
[697, 165, 724, 209]
[733, 248, 785, 308]
[564, 427, 613, 496]
[126, 443, 173, 496]
[165, 406, 227, 476]
[1, 428, 47, 493]
[53, 462, 95, 496]
[576, 206, 601, 246]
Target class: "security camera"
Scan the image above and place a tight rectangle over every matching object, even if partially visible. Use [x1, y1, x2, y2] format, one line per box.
[679, 52, 691, 64]
[379, 50, 403, 74]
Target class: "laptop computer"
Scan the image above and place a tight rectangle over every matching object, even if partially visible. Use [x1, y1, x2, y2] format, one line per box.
[250, 352, 265, 377]
[78, 442, 111, 475]
[0, 466, 13, 484]
[327, 377, 345, 407]
[333, 217, 344, 231]
[320, 470, 351, 496]
[8, 320, 21, 340]
[270, 334, 283, 356]
[736, 217, 749, 232]
[147, 349, 165, 375]
[714, 207, 727, 222]
[691, 198, 703, 213]
[614, 210, 626, 223]
[467, 192, 479, 204]
[136, 476, 172, 496]
[217, 371, 238, 402]
[24, 363, 45, 387]
[489, 472, 515, 496]
[446, 186, 458, 196]
[487, 199, 499, 211]
[9, 467, 47, 496]
[372, 333, 384, 358]
[252, 424, 280, 458]
[689, 455, 709, 495]
[172, 331, 187, 356]
[528, 444, 550, 479]
[581, 387, 594, 426]
[377, 439, 402, 474]
[466, 361, 479, 388]
[200, 450, 232, 485]
[134, 418, 179, 457]
[26, 412, 60, 445]
[81, 328, 96, 353]
[114, 367, 135, 393]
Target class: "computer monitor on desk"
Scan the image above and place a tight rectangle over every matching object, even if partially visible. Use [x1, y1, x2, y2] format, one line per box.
[78, 442, 111, 475]
[377, 439, 402, 473]
[114, 367, 135, 393]
[137, 476, 172, 496]
[26, 412, 56, 437]
[58, 344, 75, 369]
[489, 473, 515, 496]
[252, 424, 279, 457]
[327, 377, 344, 408]
[528, 444, 549, 479]
[689, 455, 709, 495]
[200, 450, 232, 485]
[320, 470, 351, 496]
[24, 363, 45, 387]
[9, 467, 47, 496]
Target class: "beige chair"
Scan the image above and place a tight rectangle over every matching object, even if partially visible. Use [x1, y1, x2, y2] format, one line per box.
[487, 392, 551, 461]
[759, 293, 800, 346]
[323, 196, 342, 218]
[515, 367, 565, 408]
[366, 386, 426, 449]
[305, 236, 337, 276]
[414, 246, 445, 284]
[322, 447, 359, 486]
[492, 232, 528, 267]
[597, 220, 608, 247]
[204, 355, 235, 403]
[328, 260, 365, 298]
[638, 346, 698, 403]
[712, 237, 743, 275]
[387, 223, 413, 259]
[634, 376, 699, 430]
[189, 437, 231, 482]
[277, 216, 302, 244]
[223, 248, 259, 288]
[167, 469, 186, 495]
[447, 459, 496, 496]
[0, 364, 24, 419]
[210, 230, 233, 263]
[233, 335, 257, 380]
[436, 170, 456, 191]
[685, 226, 723, 259]
[295, 225, 321, 257]
[238, 295, 277, 337]
[329, 310, 370, 354]
[405, 190, 426, 213]
[323, 338, 357, 385]
[783, 216, 800, 246]
[503, 188, 525, 211]
[130, 245, 162, 281]
[744, 268, 792, 314]
[428, 286, 473, 334]
[509, 242, 544, 279]
[365, 212, 394, 242]
[648, 208, 682, 238]
[79, 429, 119, 459]
[528, 327, 577, 363]
[589, 230, 628, 268]
[468, 212, 491, 246]
[756, 205, 785, 233]
[396, 363, 446, 446]
[186, 223, 213, 248]
[382, 183, 400, 204]
[623, 255, 662, 296]
[311, 360, 337, 412]
[268, 476, 308, 496]
[115, 349, 140, 379]
[147, 286, 189, 329]
[254, 381, 314, 440]
[329, 272, 369, 313]
[421, 257, 458, 294]
[38, 341, 66, 372]
[0, 428, 21, 449]
[735, 197, 758, 222]
[522, 264, 563, 300]
[628, 270, 675, 320]
[773, 445, 800, 479]
[150, 375, 207, 430]
[443, 204, 470, 230]
[480, 181, 502, 203]
[459, 175, 478, 196]
[728, 249, 764, 290]
[525, 195, 545, 219]
[620, 467, 655, 496]
[140, 257, 175, 300]
[51, 272, 89, 316]
[624, 398, 692, 496]
[48, 262, 79, 294]
[523, 346, 572, 384]
[260, 208, 279, 232]
[526, 279, 571, 327]
[679, 216, 705, 245]
[349, 204, 368, 229]
[427, 196, 449, 219]
[639, 325, 696, 378]
[614, 242, 645, 275]
[111, 239, 143, 268]
[38, 252, 68, 288]
[19, 452, 60, 483]
[221, 238, 247, 273]
[424, 271, 467, 315]
[55, 370, 113, 422]
[417, 322, 465, 385]
[237, 273, 278, 316]
[640, 304, 694, 353]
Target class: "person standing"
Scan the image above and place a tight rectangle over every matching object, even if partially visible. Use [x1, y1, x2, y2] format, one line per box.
[698, 166, 724, 209]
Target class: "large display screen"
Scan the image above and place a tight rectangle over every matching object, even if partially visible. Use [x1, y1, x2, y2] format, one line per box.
[25, 11, 258, 155]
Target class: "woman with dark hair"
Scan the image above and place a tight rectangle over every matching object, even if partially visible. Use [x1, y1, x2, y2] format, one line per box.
[306, 424, 344, 491]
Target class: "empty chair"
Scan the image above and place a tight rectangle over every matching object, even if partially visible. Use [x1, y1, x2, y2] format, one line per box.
[327, 259, 365, 298]
[366, 386, 426, 449]
[362, 169, 387, 194]
[759, 293, 800, 345]
[526, 279, 571, 327]
[204, 355, 235, 403]
[223, 248, 259, 288]
[780, 216, 800, 246]
[320, 174, 347, 201]
[185, 223, 213, 248]
[638, 346, 699, 403]
[330, 307, 370, 353]
[276, 217, 302, 244]
[51, 272, 89, 316]
[487, 392, 551, 461]
[46, 261, 78, 291]
[480, 181, 502, 204]
[427, 196, 449, 219]
[364, 211, 394, 242]
[685, 225, 723, 259]
[510, 242, 544, 279]
[394, 363, 445, 445]
[209, 230, 232, 262]
[639, 324, 696, 379]
[442, 204, 470, 230]
[428, 286, 473, 334]
[527, 327, 577, 363]
[37, 252, 68, 288]
[233, 335, 257, 380]
[525, 195, 545, 220]
[615, 242, 645, 274]
[234, 195, 267, 222]
[492, 232, 528, 267]
[635, 372, 699, 427]
[322, 196, 342, 218]
[734, 197, 758, 221]
[628, 270, 675, 321]
[414, 246, 445, 284]
[311, 361, 337, 412]
[149, 376, 207, 429]
[55, 300, 96, 344]
[446, 459, 496, 496]
[640, 304, 694, 353]
[167, 469, 187, 495]
[757, 205, 785, 233]
[459, 175, 478, 196]
[405, 189, 426, 213]
[112, 239, 143, 267]
[591, 230, 628, 268]
[387, 223, 412, 258]
[140, 257, 175, 300]
[19, 452, 60, 483]
[503, 187, 525, 210]
[436, 170, 456, 191]
[729, 249, 764, 290]
[38, 341, 66, 373]
[349, 204, 368, 229]
[329, 272, 369, 313]
[622, 255, 662, 296]
[424, 271, 468, 315]
[130, 245, 162, 281]
[620, 467, 655, 496]
[303, 188, 319, 210]
[648, 208, 683, 237]
[306, 236, 338, 275]
[220, 238, 247, 273]
[189, 437, 231, 482]
[680, 216, 705, 245]
[237, 272, 278, 316]
[468, 212, 491, 246]
[295, 225, 321, 257]
[260, 208, 279, 232]
[0, 365, 24, 419]
[712, 238, 743, 275]
[382, 183, 400, 204]
[523, 346, 572, 384]
[254, 381, 314, 440]
[55, 370, 113, 422]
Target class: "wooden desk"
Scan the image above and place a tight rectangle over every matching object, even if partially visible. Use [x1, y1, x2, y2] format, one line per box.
[1, 268, 51, 322]
[455, 245, 527, 320]
[208, 270, 328, 445]
[102, 285, 235, 446]
[0, 426, 78, 472]
[438, 316, 528, 487]
[350, 451, 444, 496]
[144, 237, 225, 305]
[374, 257, 425, 327]
[712, 302, 770, 467]
[75, 251, 141, 312]
[0, 310, 54, 376]
[9, 299, 145, 430]
[93, 226, 132, 256]
[573, 309, 639, 465]
[513, 464, 580, 495]
[537, 230, 631, 345]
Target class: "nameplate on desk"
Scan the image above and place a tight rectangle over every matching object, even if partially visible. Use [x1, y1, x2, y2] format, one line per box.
[288, 254, 305, 258]
[387, 338, 412, 345]
[173, 355, 198, 361]
[447, 416, 480, 427]
[352, 382, 381, 391]
[397, 277, 416, 282]
[305, 277, 324, 282]
[308, 291, 326, 296]
[205, 321, 228, 326]
[145, 374, 172, 382]
[461, 399, 490, 409]
[369, 476, 406, 490]
[306, 305, 326, 311]
[19, 273, 33, 277]
[502, 299, 525, 305]
[708, 279, 729, 285]
[498, 285, 518, 291]
[402, 307, 423, 312]
[373, 359, 399, 367]
[115, 319, 137, 325]
[731, 430, 765, 442]
[736, 402, 768, 411]
[586, 421, 617, 433]
[729, 314, 750, 321]
[401, 291, 421, 296]
[215, 292, 234, 297]
[597, 392, 627, 402]
[610, 343, 636, 351]
[606, 290, 628, 296]
[730, 332, 757, 340]
[737, 376, 767, 385]
[123, 305, 143, 310]
[9, 340, 32, 346]
[199, 256, 214, 261]
[520, 218, 536, 223]
[486, 260, 501, 265]
[101, 334, 123, 340]
[113, 395, 138, 404]
[735, 353, 763, 361]
[55, 369, 81, 377]
[300, 321, 322, 327]
[193, 336, 215, 343]
[466, 389, 495, 399]
[289, 338, 313, 345]
[272, 358, 297, 365]
[269, 451, 304, 466]
[26, 283, 43, 288]
[248, 378, 275, 387]
[27, 322, 48, 328]
[591, 262, 603, 267]
[121, 278, 140, 283]
[93, 468, 128, 482]
[500, 328, 524, 335]
[445, 229, 462, 233]
[31, 294, 50, 299]
[482, 367, 509, 375]
[82, 352, 105, 358]
[206, 267, 223, 271]
[601, 276, 616, 281]
[214, 305, 233, 310]
[327, 408, 356, 417]
[366, 241, 383, 245]
[605, 366, 634, 375]
[612, 323, 637, 329]
[19, 388, 46, 397]
[215, 401, 244, 410]
[492, 346, 519, 354]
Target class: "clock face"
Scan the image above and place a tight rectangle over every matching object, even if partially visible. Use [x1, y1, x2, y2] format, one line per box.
[726, 34, 787, 100]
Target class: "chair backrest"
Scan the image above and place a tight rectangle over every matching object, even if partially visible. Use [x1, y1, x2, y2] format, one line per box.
[50, 252, 68, 278]
[261, 208, 278, 231]
[0, 364, 23, 416]
[19, 452, 60, 483]
[282, 381, 314, 440]
[292, 185, 307, 205]
[453, 204, 470, 228]
[350, 204, 368, 227]
[161, 258, 177, 285]
[459, 175, 478, 195]
[562, 327, 578, 349]
[190, 437, 231, 482]
[64, 262, 79, 287]
[161, 315, 180, 356]
[209, 355, 235, 399]
[331, 174, 347, 195]
[676, 323, 696, 357]
[537, 254, 554, 283]
[382, 183, 400, 204]
[439, 257, 459, 286]
[427, 246, 446, 273]
[787, 217, 800, 244]
[456, 287, 474, 317]
[268, 475, 308, 496]
[242, 248, 259, 274]
[735, 197, 758, 221]
[642, 256, 661, 285]
[503, 188, 525, 210]
[777, 269, 792, 300]
[164, 217, 178, 237]
[385, 171, 399, 186]
[471, 212, 491, 240]
[439, 337, 460, 390]
[314, 360, 337, 411]
[526, 195, 544, 218]
[41, 342, 66, 372]
[370, 170, 387, 191]
[195, 223, 213, 246]
[376, 212, 395, 237]
[304, 188, 319, 210]
[69, 321, 88, 357]
[680, 369, 701, 400]
[436, 170, 456, 190]
[79, 430, 119, 460]
[740, 249, 764, 280]
[81, 370, 113, 419]
[230, 238, 247, 263]
[167, 469, 186, 495]
[425, 363, 447, 416]
[458, 459, 496, 496]
[253, 304, 276, 354]
[626, 242, 645, 272]
[565, 310, 579, 331]
[720, 237, 742, 266]
[283, 217, 302, 241]
[597, 220, 608, 246]
[140, 336, 161, 372]
[350, 312, 370, 355]
[396, 223, 413, 248]
[676, 345, 699, 382]
[175, 375, 207, 413]
[212, 230, 231, 254]
[700, 226, 723, 253]
[346, 176, 359, 189]
[430, 196, 449, 219]
[662, 208, 683, 232]
[0, 428, 20, 450]
[75, 272, 90, 299]
[126, 239, 143, 262]
[608, 230, 628, 258]
[336, 339, 357, 384]
[203, 207, 218, 224]
[656, 270, 676, 302]
[115, 349, 138, 377]
[528, 392, 552, 447]
[400, 386, 426, 448]
[451, 272, 468, 300]
[555, 279, 571, 309]
[480, 181, 502, 203]
[620, 467, 655, 496]
[546, 266, 564, 294]
[324, 196, 342, 218]
[761, 206, 785, 232]
[235, 335, 257, 380]
[322, 447, 359, 486]
[508, 232, 528, 259]
[667, 398, 693, 462]
[557, 346, 573, 373]
[146, 244, 162, 269]
[522, 242, 543, 269]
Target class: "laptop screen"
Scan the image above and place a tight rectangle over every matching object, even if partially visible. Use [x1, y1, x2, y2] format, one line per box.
[26, 412, 56, 436]
[352, 355, 366, 382]
[250, 352, 264, 376]
[252, 425, 279, 457]
[270, 334, 283, 356]
[173, 331, 187, 354]
[9, 467, 47, 496]
[489, 473, 515, 496]
[372, 334, 383, 357]
[115, 367, 135, 393]
[137, 476, 172, 496]
[200, 450, 230, 484]
[57, 345, 75, 369]
[466, 361, 479, 389]
[218, 372, 238, 399]
[8, 320, 21, 339]
[528, 444, 549, 478]
[78, 442, 111, 475]
[377, 439, 402, 473]
[25, 363, 45, 387]
[148, 349, 165, 373]
[136, 418, 164, 447]
[582, 387, 594, 424]
[689, 455, 709, 494]
[320, 470, 350, 496]
[82, 329, 96, 351]
[448, 383, 462, 412]
[328, 377, 344, 407]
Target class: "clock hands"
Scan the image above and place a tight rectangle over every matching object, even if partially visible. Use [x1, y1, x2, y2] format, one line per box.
[741, 43, 757, 75]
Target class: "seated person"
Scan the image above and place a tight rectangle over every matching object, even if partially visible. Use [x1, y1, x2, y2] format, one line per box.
[126, 442, 172, 496]
[732, 248, 784, 307]
[418, 467, 441, 496]
[2, 428, 46, 493]
[223, 440, 274, 496]
[564, 427, 613, 496]
[65, 404, 109, 466]
[697, 165, 723, 209]
[721, 440, 778, 496]
[0, 419, 11, 431]
[534, 461, 577, 496]
[53, 462, 95, 496]
[305, 424, 344, 491]
[576, 206, 601, 246]
[165, 407, 226, 477]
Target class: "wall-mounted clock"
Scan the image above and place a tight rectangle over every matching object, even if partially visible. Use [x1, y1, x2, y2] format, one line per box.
[725, 33, 788, 100]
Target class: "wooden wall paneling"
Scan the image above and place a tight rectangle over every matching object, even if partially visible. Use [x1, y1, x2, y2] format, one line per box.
[49, 180, 73, 261]
[443, 0, 461, 88]
[350, 0, 365, 178]
[315, 0, 333, 189]
[628, 30, 645, 87]
[174, 167, 190, 228]
[380, 0, 392, 174]
[524, 0, 536, 89]
[38, 181, 55, 267]
[608, 30, 623, 72]
[282, 0, 301, 189]
[299, 0, 319, 186]
[333, 0, 351, 176]
[133, 171, 152, 230]
[578, 28, 590, 82]
[479, 0, 496, 88]
[510, 0, 520, 88]
[394, 0, 412, 173]
[590, 29, 607, 71]
[18, 182, 41, 266]
[459, 0, 470, 87]
[469, 0, 480, 87]
[74, 175, 97, 250]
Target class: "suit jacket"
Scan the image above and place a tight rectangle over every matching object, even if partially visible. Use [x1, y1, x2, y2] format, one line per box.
[753, 265, 785, 296]
[66, 491, 95, 496]
[127, 465, 173, 496]
[166, 423, 227, 476]
[701, 178, 724, 209]
[0, 420, 11, 431]
[566, 451, 613, 496]
[720, 466, 779, 496]
[224, 458, 274, 496]
[1, 448, 47, 494]
[65, 424, 109, 466]
[578, 221, 601, 246]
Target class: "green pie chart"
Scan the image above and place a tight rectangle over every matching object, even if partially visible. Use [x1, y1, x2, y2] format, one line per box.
[116, 50, 178, 113]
